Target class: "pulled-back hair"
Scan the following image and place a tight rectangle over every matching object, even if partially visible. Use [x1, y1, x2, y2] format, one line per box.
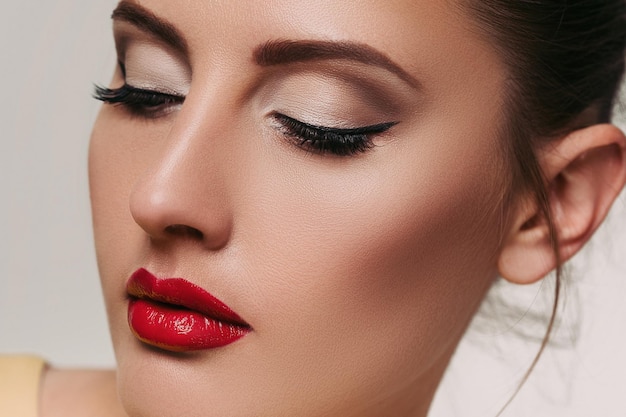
[468, 0, 625, 135]
[465, 0, 625, 203]
[461, 0, 626, 412]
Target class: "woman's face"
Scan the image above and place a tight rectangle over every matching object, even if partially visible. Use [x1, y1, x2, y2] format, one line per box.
[90, 1, 510, 416]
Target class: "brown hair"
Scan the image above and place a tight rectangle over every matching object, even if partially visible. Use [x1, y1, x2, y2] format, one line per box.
[461, 0, 626, 412]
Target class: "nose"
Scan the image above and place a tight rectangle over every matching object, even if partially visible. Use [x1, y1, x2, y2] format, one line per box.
[129, 115, 234, 250]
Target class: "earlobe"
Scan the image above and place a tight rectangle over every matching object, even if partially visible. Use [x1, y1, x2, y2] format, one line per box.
[498, 124, 626, 284]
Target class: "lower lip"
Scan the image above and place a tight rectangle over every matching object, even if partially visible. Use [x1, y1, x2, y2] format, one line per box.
[128, 299, 250, 351]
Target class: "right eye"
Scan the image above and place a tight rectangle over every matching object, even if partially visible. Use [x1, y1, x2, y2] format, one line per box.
[93, 84, 185, 118]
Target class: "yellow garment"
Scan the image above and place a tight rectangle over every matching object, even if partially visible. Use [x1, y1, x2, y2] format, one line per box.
[0, 355, 46, 417]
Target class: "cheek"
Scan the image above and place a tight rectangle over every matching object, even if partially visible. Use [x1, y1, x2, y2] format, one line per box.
[89, 94, 507, 414]
[229, 122, 506, 402]
[88, 108, 172, 341]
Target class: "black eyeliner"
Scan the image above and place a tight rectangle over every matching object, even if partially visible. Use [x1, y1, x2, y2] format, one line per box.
[275, 114, 397, 136]
[93, 83, 184, 117]
[273, 113, 397, 156]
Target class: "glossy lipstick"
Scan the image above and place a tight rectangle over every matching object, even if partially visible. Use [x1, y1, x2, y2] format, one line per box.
[126, 268, 250, 351]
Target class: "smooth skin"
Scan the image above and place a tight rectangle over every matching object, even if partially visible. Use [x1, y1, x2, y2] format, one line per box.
[41, 1, 626, 416]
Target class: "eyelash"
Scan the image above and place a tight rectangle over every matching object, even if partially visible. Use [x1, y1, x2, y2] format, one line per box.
[93, 84, 185, 118]
[92, 84, 396, 156]
[272, 113, 397, 156]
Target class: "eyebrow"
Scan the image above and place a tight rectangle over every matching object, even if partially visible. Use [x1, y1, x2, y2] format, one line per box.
[253, 39, 420, 89]
[110, 1, 418, 89]
[111, 0, 188, 55]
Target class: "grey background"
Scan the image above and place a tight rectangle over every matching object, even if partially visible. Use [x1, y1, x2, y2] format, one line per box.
[1, 0, 117, 367]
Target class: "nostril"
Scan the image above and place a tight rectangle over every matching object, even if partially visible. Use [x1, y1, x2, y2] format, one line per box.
[164, 224, 204, 240]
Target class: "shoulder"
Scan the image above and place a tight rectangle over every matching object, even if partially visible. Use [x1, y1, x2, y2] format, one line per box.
[40, 366, 127, 417]
[0, 355, 46, 417]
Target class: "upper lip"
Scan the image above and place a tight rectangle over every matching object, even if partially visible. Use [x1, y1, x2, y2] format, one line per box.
[126, 268, 250, 328]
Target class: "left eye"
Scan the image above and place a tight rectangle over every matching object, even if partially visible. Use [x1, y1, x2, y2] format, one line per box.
[93, 84, 185, 118]
[271, 113, 397, 157]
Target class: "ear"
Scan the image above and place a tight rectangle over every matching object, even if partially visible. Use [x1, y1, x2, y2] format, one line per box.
[498, 124, 626, 284]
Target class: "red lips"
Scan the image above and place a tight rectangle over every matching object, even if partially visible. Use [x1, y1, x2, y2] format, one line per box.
[126, 268, 251, 351]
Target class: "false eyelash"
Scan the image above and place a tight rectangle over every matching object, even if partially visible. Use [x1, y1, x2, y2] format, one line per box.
[272, 113, 397, 156]
[93, 84, 185, 117]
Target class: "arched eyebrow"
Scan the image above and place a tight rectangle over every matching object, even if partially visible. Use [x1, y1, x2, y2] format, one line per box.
[253, 39, 420, 89]
[111, 0, 188, 55]
[111, 1, 419, 90]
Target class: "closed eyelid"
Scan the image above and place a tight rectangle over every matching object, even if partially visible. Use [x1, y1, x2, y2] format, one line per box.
[113, 35, 191, 97]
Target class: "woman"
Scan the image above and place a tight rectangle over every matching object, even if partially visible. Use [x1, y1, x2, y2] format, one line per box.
[7, 0, 626, 416]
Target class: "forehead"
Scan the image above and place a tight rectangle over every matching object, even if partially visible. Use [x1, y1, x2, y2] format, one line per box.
[120, 0, 505, 93]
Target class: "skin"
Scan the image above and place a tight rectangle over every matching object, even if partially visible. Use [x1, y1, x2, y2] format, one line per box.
[40, 1, 626, 416]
